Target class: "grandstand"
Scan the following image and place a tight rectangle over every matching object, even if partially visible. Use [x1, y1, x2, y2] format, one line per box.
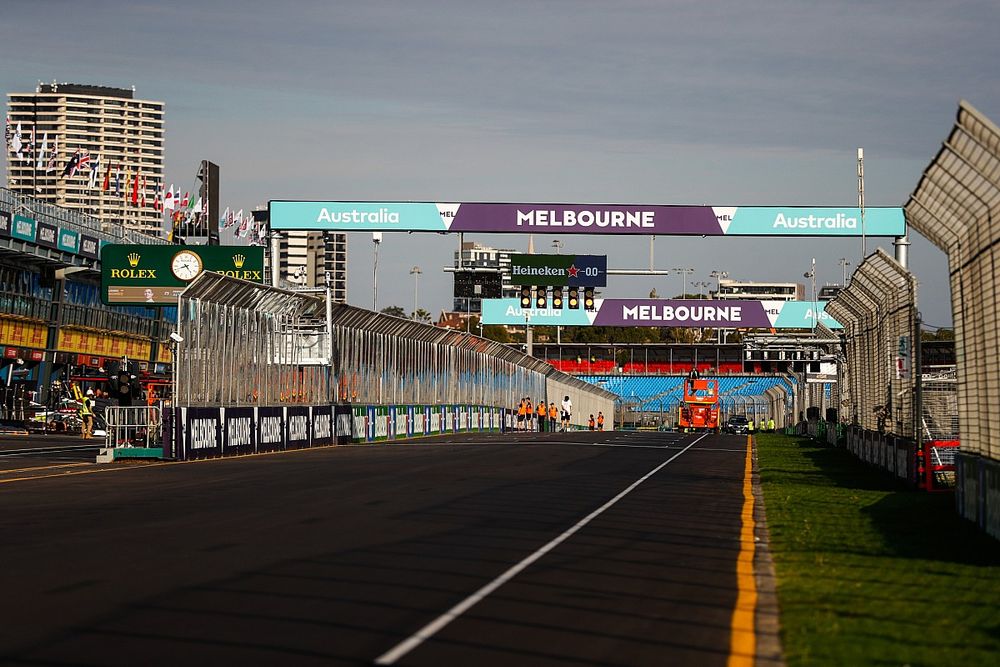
[578, 374, 794, 429]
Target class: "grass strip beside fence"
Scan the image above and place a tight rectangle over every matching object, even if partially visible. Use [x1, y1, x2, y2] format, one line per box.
[756, 433, 1000, 666]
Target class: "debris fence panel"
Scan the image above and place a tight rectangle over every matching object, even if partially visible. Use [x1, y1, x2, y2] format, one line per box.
[826, 249, 918, 440]
[175, 274, 614, 413]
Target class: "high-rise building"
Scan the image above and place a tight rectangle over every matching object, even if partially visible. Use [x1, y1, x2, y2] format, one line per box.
[6, 83, 165, 235]
[452, 240, 517, 312]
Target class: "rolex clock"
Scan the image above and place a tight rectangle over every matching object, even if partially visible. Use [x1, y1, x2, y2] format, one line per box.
[171, 249, 204, 281]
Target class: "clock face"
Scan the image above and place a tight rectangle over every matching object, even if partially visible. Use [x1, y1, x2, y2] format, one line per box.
[171, 250, 204, 281]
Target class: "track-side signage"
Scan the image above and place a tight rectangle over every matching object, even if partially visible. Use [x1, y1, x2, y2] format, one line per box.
[480, 299, 842, 328]
[510, 254, 607, 287]
[100, 244, 265, 306]
[269, 201, 905, 236]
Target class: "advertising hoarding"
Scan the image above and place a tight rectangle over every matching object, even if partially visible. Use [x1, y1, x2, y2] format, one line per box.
[480, 298, 842, 328]
[100, 244, 265, 306]
[269, 201, 906, 237]
[509, 254, 607, 287]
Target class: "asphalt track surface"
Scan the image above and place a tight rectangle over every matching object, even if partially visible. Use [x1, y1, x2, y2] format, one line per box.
[0, 429, 753, 666]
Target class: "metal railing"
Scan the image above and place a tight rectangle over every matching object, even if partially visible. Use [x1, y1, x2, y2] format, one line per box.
[104, 405, 162, 448]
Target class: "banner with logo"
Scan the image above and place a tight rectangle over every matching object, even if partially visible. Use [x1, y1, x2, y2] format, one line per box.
[100, 244, 265, 305]
[35, 222, 58, 249]
[184, 407, 222, 459]
[222, 407, 256, 456]
[510, 254, 607, 287]
[269, 201, 905, 237]
[334, 405, 355, 445]
[311, 405, 333, 447]
[285, 406, 311, 450]
[257, 407, 284, 453]
[10, 214, 37, 242]
[481, 299, 842, 328]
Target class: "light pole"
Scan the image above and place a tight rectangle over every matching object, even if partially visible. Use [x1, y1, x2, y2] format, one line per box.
[672, 267, 694, 298]
[409, 266, 422, 318]
[693, 281, 710, 298]
[709, 270, 729, 296]
[372, 232, 382, 311]
[804, 257, 817, 330]
[839, 257, 851, 286]
[551, 239, 563, 254]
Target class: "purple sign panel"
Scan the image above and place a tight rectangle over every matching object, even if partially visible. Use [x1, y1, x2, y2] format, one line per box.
[454, 204, 719, 235]
[592, 300, 774, 327]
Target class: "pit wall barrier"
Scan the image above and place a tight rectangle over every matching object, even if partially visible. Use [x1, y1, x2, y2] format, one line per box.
[797, 421, 917, 486]
[955, 452, 1000, 541]
[166, 404, 511, 461]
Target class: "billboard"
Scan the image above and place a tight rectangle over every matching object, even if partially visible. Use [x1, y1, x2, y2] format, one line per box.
[480, 299, 842, 329]
[269, 201, 905, 237]
[509, 254, 607, 287]
[100, 244, 265, 306]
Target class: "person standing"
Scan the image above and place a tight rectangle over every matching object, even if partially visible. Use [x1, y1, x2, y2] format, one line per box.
[767, 417, 775, 433]
[537, 400, 547, 432]
[561, 395, 572, 432]
[517, 398, 527, 432]
[79, 389, 94, 439]
[597, 411, 605, 431]
[526, 398, 534, 432]
[588, 414, 596, 431]
[548, 402, 558, 433]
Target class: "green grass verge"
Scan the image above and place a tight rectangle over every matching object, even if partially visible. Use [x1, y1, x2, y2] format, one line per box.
[756, 433, 1000, 666]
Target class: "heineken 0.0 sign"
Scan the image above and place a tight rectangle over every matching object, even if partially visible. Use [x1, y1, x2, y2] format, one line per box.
[101, 244, 265, 305]
[510, 254, 607, 287]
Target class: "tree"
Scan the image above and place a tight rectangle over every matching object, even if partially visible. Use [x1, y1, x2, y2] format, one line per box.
[921, 327, 954, 341]
[483, 324, 511, 343]
[413, 308, 433, 323]
[380, 305, 407, 318]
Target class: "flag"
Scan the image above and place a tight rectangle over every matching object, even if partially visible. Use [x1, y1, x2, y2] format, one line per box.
[140, 174, 146, 208]
[181, 191, 189, 209]
[153, 180, 163, 211]
[102, 163, 111, 191]
[237, 209, 249, 238]
[45, 135, 58, 172]
[131, 170, 139, 205]
[193, 196, 203, 214]
[76, 151, 91, 173]
[61, 150, 82, 178]
[114, 165, 122, 196]
[88, 154, 101, 189]
[10, 122, 22, 158]
[219, 207, 230, 231]
[35, 133, 47, 171]
[233, 209, 243, 232]
[164, 185, 175, 211]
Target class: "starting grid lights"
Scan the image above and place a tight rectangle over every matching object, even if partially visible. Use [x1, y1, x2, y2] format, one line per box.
[520, 286, 595, 311]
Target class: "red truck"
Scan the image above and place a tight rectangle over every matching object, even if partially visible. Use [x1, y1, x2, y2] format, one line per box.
[677, 377, 720, 433]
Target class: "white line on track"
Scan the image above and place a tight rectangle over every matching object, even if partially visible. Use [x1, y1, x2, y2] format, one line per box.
[374, 432, 710, 665]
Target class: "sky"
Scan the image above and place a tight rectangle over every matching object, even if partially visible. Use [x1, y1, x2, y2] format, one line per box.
[4, 0, 999, 330]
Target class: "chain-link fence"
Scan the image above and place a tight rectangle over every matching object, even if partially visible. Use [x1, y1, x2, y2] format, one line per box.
[904, 100, 1000, 535]
[825, 248, 918, 439]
